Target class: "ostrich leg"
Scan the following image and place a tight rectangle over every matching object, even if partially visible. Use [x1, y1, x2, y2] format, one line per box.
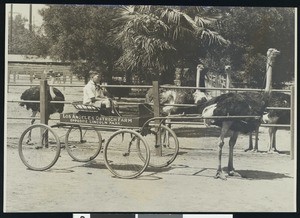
[268, 127, 278, 153]
[228, 131, 239, 176]
[245, 132, 254, 151]
[245, 126, 259, 152]
[27, 111, 38, 144]
[253, 127, 259, 151]
[272, 128, 278, 151]
[215, 121, 232, 180]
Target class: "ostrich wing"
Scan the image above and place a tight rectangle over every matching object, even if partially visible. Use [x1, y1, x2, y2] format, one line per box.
[201, 92, 266, 133]
[268, 92, 290, 124]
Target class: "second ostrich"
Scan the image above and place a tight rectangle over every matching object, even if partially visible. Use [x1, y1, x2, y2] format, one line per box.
[20, 74, 65, 142]
[145, 64, 211, 116]
[245, 92, 290, 152]
[199, 48, 280, 179]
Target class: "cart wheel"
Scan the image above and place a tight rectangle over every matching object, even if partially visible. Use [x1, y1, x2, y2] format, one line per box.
[140, 124, 179, 167]
[18, 124, 61, 171]
[104, 129, 150, 179]
[65, 126, 102, 162]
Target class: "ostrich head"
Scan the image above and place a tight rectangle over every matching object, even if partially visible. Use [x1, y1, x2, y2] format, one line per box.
[197, 64, 205, 71]
[267, 48, 280, 62]
[193, 90, 210, 105]
[225, 65, 231, 73]
[262, 113, 279, 124]
[160, 90, 177, 115]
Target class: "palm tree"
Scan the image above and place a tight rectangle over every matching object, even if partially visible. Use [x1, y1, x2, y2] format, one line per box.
[113, 5, 229, 83]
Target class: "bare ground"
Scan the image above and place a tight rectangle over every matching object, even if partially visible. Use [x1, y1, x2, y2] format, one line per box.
[4, 125, 296, 212]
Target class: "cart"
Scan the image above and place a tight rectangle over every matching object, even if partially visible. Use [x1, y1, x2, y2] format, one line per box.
[18, 102, 179, 179]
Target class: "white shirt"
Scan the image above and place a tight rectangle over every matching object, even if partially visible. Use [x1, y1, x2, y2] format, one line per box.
[83, 80, 96, 104]
[83, 80, 107, 104]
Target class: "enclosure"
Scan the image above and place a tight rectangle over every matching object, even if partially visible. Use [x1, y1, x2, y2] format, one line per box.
[4, 70, 296, 212]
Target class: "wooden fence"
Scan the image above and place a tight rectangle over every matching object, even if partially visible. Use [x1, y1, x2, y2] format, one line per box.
[7, 80, 295, 159]
[7, 61, 73, 92]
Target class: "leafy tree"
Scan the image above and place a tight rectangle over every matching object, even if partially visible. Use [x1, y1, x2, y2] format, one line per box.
[38, 5, 294, 88]
[40, 5, 120, 82]
[8, 14, 48, 55]
[113, 5, 229, 84]
[215, 7, 295, 88]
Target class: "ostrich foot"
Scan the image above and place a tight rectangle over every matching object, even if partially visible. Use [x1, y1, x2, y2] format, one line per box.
[268, 148, 280, 154]
[228, 169, 241, 177]
[244, 148, 258, 152]
[214, 171, 227, 180]
[244, 147, 253, 152]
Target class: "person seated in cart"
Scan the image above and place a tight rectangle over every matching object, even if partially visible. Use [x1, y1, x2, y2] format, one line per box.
[83, 70, 112, 109]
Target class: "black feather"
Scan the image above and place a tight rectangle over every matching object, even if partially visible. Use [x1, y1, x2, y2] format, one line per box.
[20, 86, 65, 115]
[199, 92, 268, 133]
[268, 92, 290, 124]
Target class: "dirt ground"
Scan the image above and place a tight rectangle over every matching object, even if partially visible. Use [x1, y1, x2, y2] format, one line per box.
[4, 77, 296, 212]
[4, 125, 296, 213]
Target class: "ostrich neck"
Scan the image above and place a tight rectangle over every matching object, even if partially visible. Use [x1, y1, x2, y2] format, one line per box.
[226, 72, 231, 89]
[49, 79, 56, 99]
[196, 68, 200, 88]
[265, 57, 274, 92]
[196, 68, 201, 88]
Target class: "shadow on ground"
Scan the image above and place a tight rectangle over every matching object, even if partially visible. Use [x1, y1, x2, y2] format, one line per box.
[174, 127, 227, 138]
[222, 167, 292, 180]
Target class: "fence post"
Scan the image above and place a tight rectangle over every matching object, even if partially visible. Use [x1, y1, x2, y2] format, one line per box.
[290, 86, 295, 160]
[40, 79, 49, 125]
[152, 80, 162, 156]
[70, 72, 73, 84]
[30, 71, 33, 85]
[13, 72, 16, 83]
[63, 72, 66, 90]
[8, 71, 10, 93]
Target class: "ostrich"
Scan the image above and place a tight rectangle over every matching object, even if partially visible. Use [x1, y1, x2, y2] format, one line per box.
[145, 64, 211, 116]
[223, 65, 290, 153]
[20, 73, 65, 143]
[199, 48, 280, 180]
[144, 64, 210, 149]
[246, 92, 290, 153]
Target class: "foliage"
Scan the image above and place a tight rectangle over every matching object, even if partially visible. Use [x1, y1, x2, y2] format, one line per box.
[11, 5, 295, 88]
[214, 7, 295, 88]
[8, 14, 49, 55]
[40, 5, 120, 82]
[113, 5, 229, 83]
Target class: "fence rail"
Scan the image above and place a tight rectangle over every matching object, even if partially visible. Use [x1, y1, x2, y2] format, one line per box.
[6, 80, 295, 159]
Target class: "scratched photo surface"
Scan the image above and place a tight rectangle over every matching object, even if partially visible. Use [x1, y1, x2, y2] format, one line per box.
[4, 4, 297, 212]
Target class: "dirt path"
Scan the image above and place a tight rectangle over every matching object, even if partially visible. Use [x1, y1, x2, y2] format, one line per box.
[4, 126, 296, 212]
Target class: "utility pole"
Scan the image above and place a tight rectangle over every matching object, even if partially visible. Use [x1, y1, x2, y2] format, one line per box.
[29, 4, 32, 32]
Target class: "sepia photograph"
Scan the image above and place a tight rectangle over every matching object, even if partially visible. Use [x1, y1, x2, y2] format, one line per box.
[3, 3, 297, 213]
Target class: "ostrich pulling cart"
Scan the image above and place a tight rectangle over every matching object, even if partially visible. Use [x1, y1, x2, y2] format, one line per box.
[18, 102, 179, 179]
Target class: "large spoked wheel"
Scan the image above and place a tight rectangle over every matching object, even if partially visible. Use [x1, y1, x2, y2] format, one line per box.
[65, 125, 102, 162]
[140, 124, 179, 168]
[18, 124, 61, 171]
[104, 129, 150, 179]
